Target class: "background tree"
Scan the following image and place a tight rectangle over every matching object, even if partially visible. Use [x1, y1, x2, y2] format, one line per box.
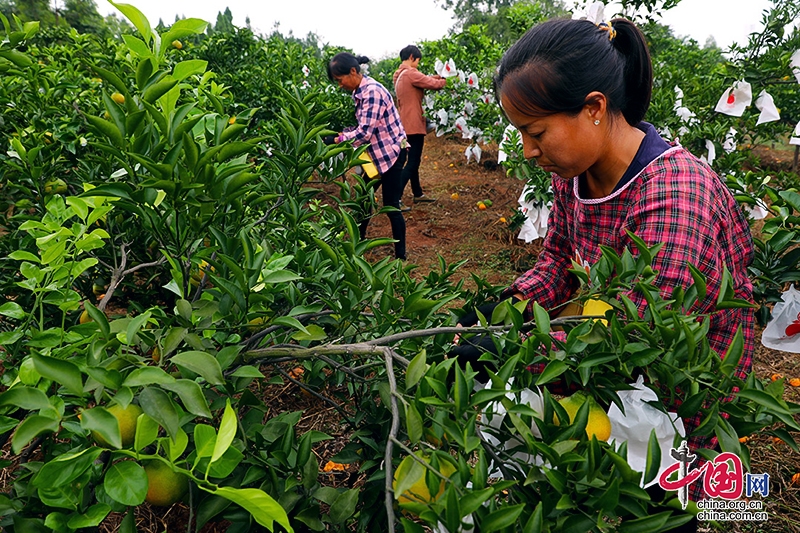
[62, 0, 105, 35]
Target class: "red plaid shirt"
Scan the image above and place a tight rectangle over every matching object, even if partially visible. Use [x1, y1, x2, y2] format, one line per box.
[339, 76, 406, 174]
[513, 146, 755, 498]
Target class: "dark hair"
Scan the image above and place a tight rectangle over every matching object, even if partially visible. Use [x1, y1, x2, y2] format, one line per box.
[400, 45, 421, 61]
[493, 18, 652, 126]
[327, 53, 370, 80]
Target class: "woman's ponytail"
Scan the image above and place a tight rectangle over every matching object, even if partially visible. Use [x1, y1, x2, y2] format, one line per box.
[610, 18, 652, 126]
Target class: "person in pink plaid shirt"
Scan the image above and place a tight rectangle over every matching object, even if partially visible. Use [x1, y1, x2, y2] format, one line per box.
[455, 17, 755, 518]
[327, 53, 409, 260]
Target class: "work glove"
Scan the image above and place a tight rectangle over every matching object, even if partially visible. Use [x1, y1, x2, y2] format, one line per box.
[457, 295, 521, 327]
[322, 134, 337, 145]
[448, 334, 499, 383]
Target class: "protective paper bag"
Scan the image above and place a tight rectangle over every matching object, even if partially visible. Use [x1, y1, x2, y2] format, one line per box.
[762, 285, 800, 353]
[607, 375, 685, 488]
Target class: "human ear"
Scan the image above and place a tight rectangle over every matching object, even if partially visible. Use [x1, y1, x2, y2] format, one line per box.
[584, 91, 608, 123]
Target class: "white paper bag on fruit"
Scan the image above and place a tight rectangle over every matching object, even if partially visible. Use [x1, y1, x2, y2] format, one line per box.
[762, 285, 800, 353]
[607, 375, 685, 488]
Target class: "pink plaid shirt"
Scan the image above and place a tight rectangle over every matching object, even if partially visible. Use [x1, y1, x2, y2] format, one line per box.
[339, 76, 406, 174]
[513, 146, 755, 497]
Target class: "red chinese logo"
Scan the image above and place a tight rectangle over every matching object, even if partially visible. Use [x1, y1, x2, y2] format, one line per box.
[659, 451, 744, 500]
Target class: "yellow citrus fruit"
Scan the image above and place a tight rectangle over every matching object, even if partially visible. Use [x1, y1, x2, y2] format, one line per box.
[392, 452, 456, 505]
[228, 116, 236, 125]
[43, 179, 68, 195]
[144, 461, 189, 507]
[499, 217, 507, 223]
[92, 403, 143, 448]
[477, 202, 486, 210]
[111, 92, 125, 104]
[171, 39, 183, 49]
[555, 392, 612, 441]
[79, 309, 92, 324]
[450, 192, 459, 200]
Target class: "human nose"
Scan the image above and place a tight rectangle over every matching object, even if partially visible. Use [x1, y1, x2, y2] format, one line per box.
[522, 136, 542, 160]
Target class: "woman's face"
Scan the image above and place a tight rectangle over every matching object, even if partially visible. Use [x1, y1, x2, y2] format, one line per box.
[332, 67, 361, 93]
[500, 93, 601, 179]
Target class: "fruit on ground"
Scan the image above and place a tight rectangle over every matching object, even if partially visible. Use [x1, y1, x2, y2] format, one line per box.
[92, 403, 143, 448]
[392, 452, 456, 504]
[111, 92, 125, 104]
[451, 192, 459, 200]
[555, 391, 612, 441]
[144, 461, 189, 507]
[477, 201, 486, 210]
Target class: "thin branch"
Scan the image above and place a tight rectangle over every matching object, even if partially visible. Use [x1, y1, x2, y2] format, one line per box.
[383, 346, 399, 533]
[253, 196, 286, 226]
[244, 343, 411, 367]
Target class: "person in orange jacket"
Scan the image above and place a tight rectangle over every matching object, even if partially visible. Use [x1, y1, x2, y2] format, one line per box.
[393, 45, 447, 206]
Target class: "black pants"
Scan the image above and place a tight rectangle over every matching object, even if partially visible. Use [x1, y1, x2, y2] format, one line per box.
[359, 149, 408, 259]
[401, 134, 425, 198]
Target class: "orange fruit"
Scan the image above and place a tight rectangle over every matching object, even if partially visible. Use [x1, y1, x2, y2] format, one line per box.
[477, 202, 486, 210]
[499, 217, 507, 223]
[228, 116, 236, 125]
[91, 403, 143, 448]
[789, 378, 800, 387]
[450, 192, 459, 200]
[392, 452, 456, 505]
[144, 461, 188, 507]
[111, 92, 125, 105]
[738, 436, 749, 443]
[792, 473, 800, 485]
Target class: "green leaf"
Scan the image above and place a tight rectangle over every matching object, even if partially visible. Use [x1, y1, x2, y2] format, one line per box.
[142, 76, 179, 104]
[0, 302, 26, 319]
[32, 447, 102, 488]
[481, 504, 525, 532]
[12, 415, 60, 454]
[104, 461, 148, 505]
[405, 403, 423, 444]
[109, 1, 152, 43]
[122, 366, 176, 387]
[170, 351, 225, 385]
[138, 386, 180, 441]
[194, 424, 217, 458]
[535, 360, 568, 385]
[134, 413, 159, 452]
[230, 366, 264, 378]
[172, 59, 208, 81]
[719, 327, 744, 377]
[124, 311, 151, 346]
[80, 407, 122, 449]
[0, 386, 51, 410]
[533, 302, 550, 334]
[643, 429, 661, 485]
[271, 316, 309, 335]
[161, 379, 212, 418]
[201, 486, 293, 533]
[328, 488, 358, 524]
[617, 511, 671, 533]
[736, 389, 792, 415]
[66, 503, 111, 529]
[211, 399, 237, 465]
[406, 350, 427, 390]
[31, 353, 83, 396]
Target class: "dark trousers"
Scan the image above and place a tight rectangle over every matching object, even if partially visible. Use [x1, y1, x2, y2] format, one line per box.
[359, 149, 408, 259]
[402, 134, 425, 198]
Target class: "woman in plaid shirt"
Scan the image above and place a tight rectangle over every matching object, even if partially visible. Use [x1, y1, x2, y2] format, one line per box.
[327, 53, 409, 260]
[457, 17, 755, 514]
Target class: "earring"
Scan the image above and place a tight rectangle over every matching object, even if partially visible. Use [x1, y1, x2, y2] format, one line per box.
[593, 119, 600, 126]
